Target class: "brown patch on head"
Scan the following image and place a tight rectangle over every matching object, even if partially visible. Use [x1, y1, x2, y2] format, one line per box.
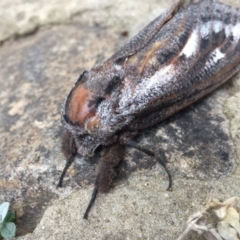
[67, 86, 95, 125]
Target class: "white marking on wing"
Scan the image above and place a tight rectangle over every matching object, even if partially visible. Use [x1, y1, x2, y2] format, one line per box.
[146, 64, 175, 89]
[200, 22, 211, 38]
[213, 48, 225, 62]
[200, 20, 238, 40]
[205, 48, 225, 69]
[180, 29, 199, 58]
[119, 64, 178, 114]
[225, 24, 232, 37]
[213, 20, 223, 33]
[232, 22, 240, 40]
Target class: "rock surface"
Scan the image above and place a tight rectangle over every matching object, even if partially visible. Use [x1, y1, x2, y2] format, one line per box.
[0, 0, 239, 239]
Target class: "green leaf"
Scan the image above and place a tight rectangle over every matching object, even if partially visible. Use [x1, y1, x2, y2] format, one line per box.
[3, 212, 15, 224]
[1, 222, 16, 239]
[0, 203, 10, 223]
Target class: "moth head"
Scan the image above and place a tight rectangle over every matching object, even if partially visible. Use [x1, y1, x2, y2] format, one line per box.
[62, 63, 124, 156]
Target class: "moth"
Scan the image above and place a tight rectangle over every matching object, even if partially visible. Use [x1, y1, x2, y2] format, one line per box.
[58, 0, 240, 219]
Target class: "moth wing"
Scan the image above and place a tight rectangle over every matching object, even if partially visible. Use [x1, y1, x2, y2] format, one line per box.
[107, 0, 184, 62]
[126, 0, 240, 130]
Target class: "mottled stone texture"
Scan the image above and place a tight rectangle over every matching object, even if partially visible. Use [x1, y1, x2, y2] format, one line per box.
[0, 0, 239, 240]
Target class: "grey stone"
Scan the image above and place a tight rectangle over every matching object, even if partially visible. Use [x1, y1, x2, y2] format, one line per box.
[0, 0, 239, 239]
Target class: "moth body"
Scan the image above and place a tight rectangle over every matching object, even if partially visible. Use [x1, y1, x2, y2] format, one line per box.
[59, 0, 240, 218]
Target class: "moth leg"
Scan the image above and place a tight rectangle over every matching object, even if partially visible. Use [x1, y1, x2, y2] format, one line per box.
[57, 130, 77, 188]
[83, 184, 98, 219]
[83, 143, 125, 219]
[57, 155, 75, 188]
[123, 138, 172, 191]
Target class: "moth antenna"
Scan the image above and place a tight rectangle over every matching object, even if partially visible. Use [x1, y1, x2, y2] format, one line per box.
[83, 185, 99, 220]
[57, 155, 75, 188]
[123, 138, 172, 191]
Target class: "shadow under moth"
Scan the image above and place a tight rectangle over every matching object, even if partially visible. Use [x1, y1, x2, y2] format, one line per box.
[58, 0, 240, 219]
